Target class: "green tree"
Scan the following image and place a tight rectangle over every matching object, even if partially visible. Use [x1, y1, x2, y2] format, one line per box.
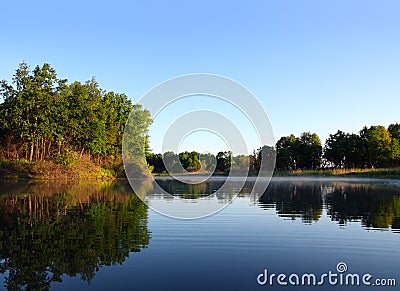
[199, 153, 216, 172]
[216, 151, 232, 173]
[0, 62, 66, 161]
[275, 134, 299, 170]
[324, 131, 365, 168]
[388, 123, 400, 166]
[162, 151, 182, 173]
[367, 126, 392, 167]
[324, 130, 347, 168]
[146, 153, 166, 173]
[276, 133, 321, 170]
[122, 104, 152, 177]
[297, 132, 322, 170]
[388, 123, 400, 140]
[179, 151, 201, 172]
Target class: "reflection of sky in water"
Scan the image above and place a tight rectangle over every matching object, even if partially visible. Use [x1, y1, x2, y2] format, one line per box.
[87, 191, 400, 291]
[2, 178, 400, 290]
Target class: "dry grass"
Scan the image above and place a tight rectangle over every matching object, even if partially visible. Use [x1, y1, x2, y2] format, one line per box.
[0, 157, 119, 180]
[274, 167, 400, 179]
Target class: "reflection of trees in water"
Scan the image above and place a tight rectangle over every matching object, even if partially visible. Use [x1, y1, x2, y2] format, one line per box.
[259, 181, 400, 231]
[326, 185, 400, 230]
[0, 181, 150, 290]
[155, 179, 223, 199]
[259, 182, 323, 223]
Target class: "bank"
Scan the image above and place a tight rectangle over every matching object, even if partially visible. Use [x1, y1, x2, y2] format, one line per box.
[1, 158, 399, 180]
[0, 158, 125, 180]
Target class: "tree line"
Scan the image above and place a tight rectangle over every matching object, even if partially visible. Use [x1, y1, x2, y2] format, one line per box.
[147, 124, 400, 174]
[146, 148, 264, 174]
[276, 125, 400, 170]
[0, 62, 151, 164]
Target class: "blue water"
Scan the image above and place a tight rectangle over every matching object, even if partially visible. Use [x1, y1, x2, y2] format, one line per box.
[1, 178, 399, 290]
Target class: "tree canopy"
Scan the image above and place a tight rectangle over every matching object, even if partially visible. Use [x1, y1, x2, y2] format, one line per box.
[0, 62, 150, 165]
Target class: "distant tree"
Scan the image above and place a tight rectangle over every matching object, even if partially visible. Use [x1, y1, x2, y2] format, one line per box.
[199, 153, 216, 172]
[232, 154, 249, 171]
[162, 151, 182, 173]
[391, 138, 400, 166]
[324, 131, 365, 168]
[179, 151, 201, 172]
[216, 151, 232, 173]
[275, 133, 321, 170]
[344, 133, 365, 168]
[388, 123, 400, 140]
[297, 132, 322, 170]
[367, 126, 392, 167]
[324, 130, 347, 168]
[275, 135, 298, 170]
[250, 148, 261, 171]
[388, 123, 400, 166]
[146, 153, 166, 173]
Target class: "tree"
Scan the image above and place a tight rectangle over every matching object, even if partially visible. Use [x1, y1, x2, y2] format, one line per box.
[162, 151, 182, 173]
[324, 131, 365, 168]
[297, 132, 322, 170]
[276, 133, 321, 170]
[232, 155, 249, 171]
[388, 123, 400, 140]
[216, 151, 232, 173]
[275, 135, 298, 170]
[367, 126, 392, 167]
[146, 153, 166, 173]
[179, 151, 201, 172]
[123, 104, 152, 177]
[324, 130, 347, 168]
[390, 138, 400, 166]
[0, 62, 67, 161]
[388, 123, 400, 166]
[199, 153, 216, 172]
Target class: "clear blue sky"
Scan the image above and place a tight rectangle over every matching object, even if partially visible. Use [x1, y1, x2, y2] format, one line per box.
[1, 0, 399, 154]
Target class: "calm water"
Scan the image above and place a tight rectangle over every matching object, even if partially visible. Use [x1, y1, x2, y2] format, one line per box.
[0, 177, 400, 290]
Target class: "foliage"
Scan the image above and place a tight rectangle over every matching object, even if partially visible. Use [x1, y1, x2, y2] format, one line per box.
[275, 132, 322, 170]
[0, 62, 150, 167]
[323, 125, 400, 169]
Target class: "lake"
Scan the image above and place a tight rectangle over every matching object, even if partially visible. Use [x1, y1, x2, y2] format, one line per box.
[0, 177, 399, 290]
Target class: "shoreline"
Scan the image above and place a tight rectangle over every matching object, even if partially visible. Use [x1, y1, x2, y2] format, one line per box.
[1, 159, 399, 181]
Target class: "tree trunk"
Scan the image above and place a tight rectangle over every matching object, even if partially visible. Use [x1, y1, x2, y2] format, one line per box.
[40, 139, 45, 160]
[80, 146, 85, 158]
[48, 140, 52, 159]
[29, 141, 34, 162]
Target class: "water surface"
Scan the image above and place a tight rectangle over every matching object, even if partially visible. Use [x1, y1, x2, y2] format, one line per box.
[0, 177, 399, 290]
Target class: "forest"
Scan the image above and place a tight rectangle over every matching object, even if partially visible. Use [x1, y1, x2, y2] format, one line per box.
[0, 62, 150, 164]
[1, 62, 399, 178]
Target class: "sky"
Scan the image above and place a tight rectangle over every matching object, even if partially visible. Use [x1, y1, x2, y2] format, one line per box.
[1, 0, 399, 154]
